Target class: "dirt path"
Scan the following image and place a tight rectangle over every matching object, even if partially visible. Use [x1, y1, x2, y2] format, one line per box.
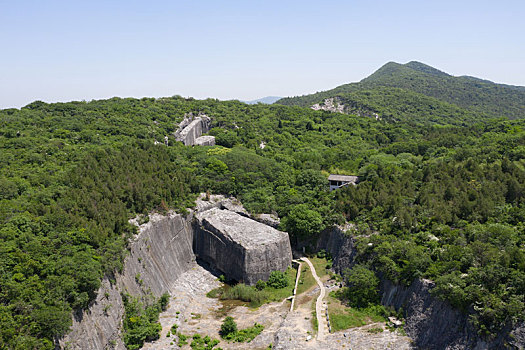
[300, 257, 327, 340]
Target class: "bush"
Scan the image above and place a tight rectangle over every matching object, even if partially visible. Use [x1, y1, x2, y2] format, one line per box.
[230, 323, 264, 342]
[267, 271, 288, 289]
[281, 204, 324, 237]
[159, 292, 170, 311]
[255, 280, 266, 291]
[220, 317, 237, 337]
[121, 293, 164, 349]
[343, 265, 380, 308]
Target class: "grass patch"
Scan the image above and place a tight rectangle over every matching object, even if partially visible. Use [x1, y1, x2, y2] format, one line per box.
[221, 283, 269, 307]
[311, 297, 318, 333]
[327, 290, 388, 332]
[263, 267, 296, 301]
[328, 300, 387, 331]
[206, 288, 221, 298]
[296, 264, 316, 295]
[177, 333, 188, 347]
[368, 327, 384, 334]
[208, 267, 297, 307]
[309, 257, 330, 278]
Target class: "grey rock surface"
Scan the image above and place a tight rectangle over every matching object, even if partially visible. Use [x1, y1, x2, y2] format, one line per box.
[254, 213, 281, 229]
[119, 212, 195, 297]
[194, 207, 292, 285]
[195, 135, 216, 146]
[174, 114, 211, 146]
[61, 279, 126, 350]
[60, 198, 293, 349]
[60, 212, 195, 350]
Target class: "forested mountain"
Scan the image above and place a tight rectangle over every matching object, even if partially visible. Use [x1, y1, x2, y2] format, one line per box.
[277, 61, 525, 122]
[1, 89, 524, 348]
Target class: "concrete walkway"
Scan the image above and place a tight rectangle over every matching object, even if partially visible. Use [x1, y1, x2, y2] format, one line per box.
[300, 257, 328, 340]
[290, 260, 302, 311]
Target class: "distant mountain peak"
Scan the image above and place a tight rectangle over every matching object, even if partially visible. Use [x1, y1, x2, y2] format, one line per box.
[404, 61, 450, 77]
[362, 61, 449, 83]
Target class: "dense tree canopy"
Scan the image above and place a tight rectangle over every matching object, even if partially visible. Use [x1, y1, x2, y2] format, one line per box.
[0, 91, 524, 346]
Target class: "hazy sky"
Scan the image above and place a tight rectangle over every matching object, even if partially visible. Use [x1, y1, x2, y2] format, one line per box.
[1, 0, 524, 108]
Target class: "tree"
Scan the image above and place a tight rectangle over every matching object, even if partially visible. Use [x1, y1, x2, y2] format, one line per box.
[343, 265, 380, 308]
[220, 316, 237, 337]
[282, 204, 324, 237]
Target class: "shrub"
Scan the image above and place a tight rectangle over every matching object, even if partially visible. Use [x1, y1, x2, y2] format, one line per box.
[343, 265, 380, 308]
[267, 271, 288, 289]
[159, 292, 170, 311]
[255, 280, 266, 291]
[220, 317, 237, 337]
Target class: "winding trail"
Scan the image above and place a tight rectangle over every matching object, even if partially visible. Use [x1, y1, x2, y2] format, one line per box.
[300, 257, 328, 340]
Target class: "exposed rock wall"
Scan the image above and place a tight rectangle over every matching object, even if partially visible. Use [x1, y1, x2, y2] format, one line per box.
[318, 227, 525, 349]
[174, 114, 213, 146]
[311, 97, 346, 113]
[195, 135, 216, 146]
[60, 197, 293, 349]
[119, 213, 195, 297]
[194, 208, 292, 285]
[60, 212, 195, 350]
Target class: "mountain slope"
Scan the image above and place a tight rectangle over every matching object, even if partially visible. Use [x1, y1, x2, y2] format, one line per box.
[278, 61, 525, 121]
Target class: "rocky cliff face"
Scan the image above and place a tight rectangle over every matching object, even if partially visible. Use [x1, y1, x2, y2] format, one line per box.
[60, 197, 293, 349]
[174, 114, 213, 146]
[60, 212, 195, 350]
[318, 226, 525, 349]
[194, 207, 292, 285]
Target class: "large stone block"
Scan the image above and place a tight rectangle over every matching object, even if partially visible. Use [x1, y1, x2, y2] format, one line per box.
[194, 208, 292, 285]
[174, 115, 211, 146]
[195, 135, 216, 146]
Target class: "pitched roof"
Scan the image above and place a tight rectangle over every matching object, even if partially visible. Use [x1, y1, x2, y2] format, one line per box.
[328, 174, 359, 183]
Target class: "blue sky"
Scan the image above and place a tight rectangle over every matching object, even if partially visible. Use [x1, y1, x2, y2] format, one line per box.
[1, 0, 524, 108]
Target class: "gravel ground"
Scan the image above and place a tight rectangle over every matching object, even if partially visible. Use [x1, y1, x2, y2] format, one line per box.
[144, 263, 414, 350]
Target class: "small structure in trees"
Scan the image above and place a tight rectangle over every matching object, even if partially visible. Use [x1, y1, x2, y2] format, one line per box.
[328, 174, 359, 191]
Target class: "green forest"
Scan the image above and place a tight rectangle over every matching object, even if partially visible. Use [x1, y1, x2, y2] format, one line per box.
[278, 61, 525, 121]
[1, 63, 524, 348]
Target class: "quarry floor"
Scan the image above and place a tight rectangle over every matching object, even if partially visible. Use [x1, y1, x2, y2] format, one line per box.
[144, 262, 414, 350]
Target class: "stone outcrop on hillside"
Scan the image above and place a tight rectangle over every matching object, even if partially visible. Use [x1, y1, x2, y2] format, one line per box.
[311, 97, 346, 113]
[195, 135, 216, 146]
[194, 207, 292, 285]
[174, 113, 214, 146]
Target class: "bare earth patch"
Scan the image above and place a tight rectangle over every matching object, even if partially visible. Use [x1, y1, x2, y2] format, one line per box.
[144, 262, 414, 349]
